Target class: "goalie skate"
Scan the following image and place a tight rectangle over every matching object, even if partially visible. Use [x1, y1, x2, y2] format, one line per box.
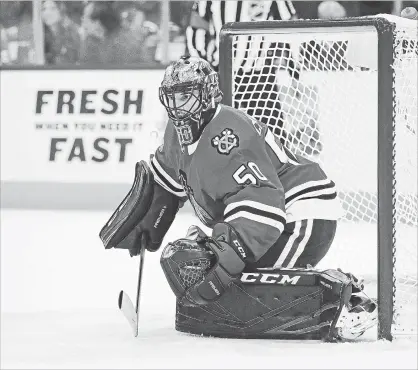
[335, 293, 378, 340]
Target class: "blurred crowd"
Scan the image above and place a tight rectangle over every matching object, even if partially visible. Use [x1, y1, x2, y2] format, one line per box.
[0, 1, 417, 67]
[0, 0, 193, 65]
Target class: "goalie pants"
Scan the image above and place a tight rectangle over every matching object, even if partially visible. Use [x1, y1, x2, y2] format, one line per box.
[251, 219, 337, 269]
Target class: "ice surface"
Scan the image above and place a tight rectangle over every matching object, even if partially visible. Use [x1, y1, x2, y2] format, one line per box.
[1, 209, 417, 369]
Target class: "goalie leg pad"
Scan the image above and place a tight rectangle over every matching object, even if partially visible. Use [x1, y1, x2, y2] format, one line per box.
[175, 268, 353, 341]
[99, 161, 179, 255]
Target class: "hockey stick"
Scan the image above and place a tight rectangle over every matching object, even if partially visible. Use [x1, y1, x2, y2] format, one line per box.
[118, 246, 146, 337]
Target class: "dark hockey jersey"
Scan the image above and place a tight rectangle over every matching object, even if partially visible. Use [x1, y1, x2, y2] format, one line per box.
[150, 104, 343, 261]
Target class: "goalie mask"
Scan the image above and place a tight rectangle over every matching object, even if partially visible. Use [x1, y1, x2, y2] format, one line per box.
[159, 56, 223, 146]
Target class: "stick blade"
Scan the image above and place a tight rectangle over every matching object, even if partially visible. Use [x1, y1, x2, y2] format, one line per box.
[118, 290, 138, 336]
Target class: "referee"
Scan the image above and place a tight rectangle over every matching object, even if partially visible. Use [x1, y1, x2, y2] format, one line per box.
[185, 1, 300, 143]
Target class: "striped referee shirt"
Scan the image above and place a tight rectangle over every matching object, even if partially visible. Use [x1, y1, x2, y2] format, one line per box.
[186, 1, 297, 71]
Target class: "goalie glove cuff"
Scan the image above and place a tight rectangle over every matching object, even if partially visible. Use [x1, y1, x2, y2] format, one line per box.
[184, 223, 248, 305]
[211, 222, 252, 267]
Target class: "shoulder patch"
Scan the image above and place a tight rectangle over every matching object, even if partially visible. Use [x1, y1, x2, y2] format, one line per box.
[211, 129, 239, 155]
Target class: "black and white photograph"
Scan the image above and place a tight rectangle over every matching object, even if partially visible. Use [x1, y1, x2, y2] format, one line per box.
[0, 0, 417, 369]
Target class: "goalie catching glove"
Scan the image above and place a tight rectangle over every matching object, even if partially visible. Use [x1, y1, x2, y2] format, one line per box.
[160, 223, 249, 305]
[99, 161, 180, 256]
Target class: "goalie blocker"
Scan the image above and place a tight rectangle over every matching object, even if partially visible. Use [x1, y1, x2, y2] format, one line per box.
[99, 160, 180, 256]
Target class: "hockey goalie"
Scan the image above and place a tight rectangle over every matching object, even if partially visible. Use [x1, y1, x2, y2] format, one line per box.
[99, 56, 377, 342]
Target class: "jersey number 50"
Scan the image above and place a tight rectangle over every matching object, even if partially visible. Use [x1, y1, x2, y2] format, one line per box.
[233, 162, 267, 185]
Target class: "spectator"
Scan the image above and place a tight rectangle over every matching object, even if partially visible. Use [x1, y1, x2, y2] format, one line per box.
[317, 1, 347, 18]
[0, 23, 10, 64]
[63, 1, 85, 25]
[42, 0, 81, 65]
[133, 1, 161, 27]
[292, 1, 360, 19]
[170, 1, 194, 33]
[127, 6, 160, 62]
[80, 1, 153, 65]
[163, 2, 194, 62]
[0, 1, 34, 64]
[401, 5, 418, 19]
[358, 1, 394, 16]
[401, 0, 418, 14]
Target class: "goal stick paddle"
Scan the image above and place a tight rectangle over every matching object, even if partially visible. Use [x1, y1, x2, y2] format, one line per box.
[118, 246, 146, 337]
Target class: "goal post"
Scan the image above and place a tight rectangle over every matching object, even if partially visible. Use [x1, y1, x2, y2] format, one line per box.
[219, 16, 417, 341]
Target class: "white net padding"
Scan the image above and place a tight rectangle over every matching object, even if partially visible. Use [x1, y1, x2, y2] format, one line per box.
[229, 16, 417, 337]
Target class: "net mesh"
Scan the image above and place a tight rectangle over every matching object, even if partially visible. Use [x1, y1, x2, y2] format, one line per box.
[230, 16, 417, 337]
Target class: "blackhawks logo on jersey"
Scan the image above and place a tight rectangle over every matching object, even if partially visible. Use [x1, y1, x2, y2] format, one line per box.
[211, 129, 239, 155]
[178, 170, 213, 226]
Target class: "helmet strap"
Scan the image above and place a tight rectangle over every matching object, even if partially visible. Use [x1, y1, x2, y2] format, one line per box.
[200, 106, 216, 131]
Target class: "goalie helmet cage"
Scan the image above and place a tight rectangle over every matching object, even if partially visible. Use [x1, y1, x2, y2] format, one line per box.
[219, 16, 417, 341]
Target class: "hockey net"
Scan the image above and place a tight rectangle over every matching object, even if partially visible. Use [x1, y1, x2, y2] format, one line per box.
[222, 15, 417, 339]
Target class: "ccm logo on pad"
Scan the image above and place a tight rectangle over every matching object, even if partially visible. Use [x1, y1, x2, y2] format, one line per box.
[240, 273, 301, 285]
